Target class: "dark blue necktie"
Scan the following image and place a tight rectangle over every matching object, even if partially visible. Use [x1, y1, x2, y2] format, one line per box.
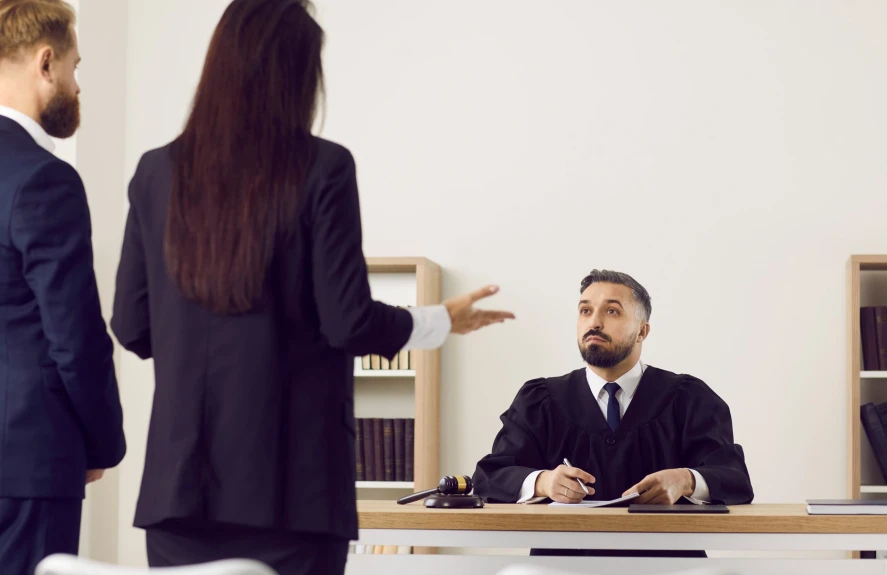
[603, 382, 621, 432]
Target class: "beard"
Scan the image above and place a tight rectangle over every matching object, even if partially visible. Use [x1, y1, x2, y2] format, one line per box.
[40, 84, 80, 139]
[578, 329, 636, 368]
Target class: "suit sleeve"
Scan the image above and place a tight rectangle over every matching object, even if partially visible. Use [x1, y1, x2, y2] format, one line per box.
[111, 158, 151, 359]
[679, 380, 754, 505]
[310, 147, 413, 358]
[11, 160, 126, 470]
[472, 380, 551, 503]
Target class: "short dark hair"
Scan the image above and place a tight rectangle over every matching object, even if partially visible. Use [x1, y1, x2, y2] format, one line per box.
[579, 270, 652, 322]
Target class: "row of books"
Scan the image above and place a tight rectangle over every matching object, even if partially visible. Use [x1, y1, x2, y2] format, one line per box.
[356, 418, 414, 482]
[862, 401, 887, 483]
[349, 545, 412, 554]
[359, 350, 415, 371]
[860, 306, 887, 370]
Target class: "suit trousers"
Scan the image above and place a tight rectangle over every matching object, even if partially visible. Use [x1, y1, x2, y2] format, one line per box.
[0, 498, 82, 575]
[146, 518, 349, 575]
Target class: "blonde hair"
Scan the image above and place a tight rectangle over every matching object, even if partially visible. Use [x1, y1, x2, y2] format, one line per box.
[0, 0, 75, 62]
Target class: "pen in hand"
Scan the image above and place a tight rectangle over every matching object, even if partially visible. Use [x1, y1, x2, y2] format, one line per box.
[563, 458, 589, 496]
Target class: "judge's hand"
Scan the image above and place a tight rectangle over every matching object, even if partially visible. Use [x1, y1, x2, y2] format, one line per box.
[86, 469, 105, 484]
[623, 468, 694, 505]
[535, 464, 595, 503]
[443, 285, 515, 335]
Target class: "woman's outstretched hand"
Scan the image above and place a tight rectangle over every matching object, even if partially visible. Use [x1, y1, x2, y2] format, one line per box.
[443, 285, 515, 334]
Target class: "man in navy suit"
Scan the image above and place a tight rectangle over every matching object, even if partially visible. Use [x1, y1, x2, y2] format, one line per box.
[0, 1, 125, 572]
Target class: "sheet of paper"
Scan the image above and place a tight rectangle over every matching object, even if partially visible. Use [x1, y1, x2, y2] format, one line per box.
[548, 492, 640, 507]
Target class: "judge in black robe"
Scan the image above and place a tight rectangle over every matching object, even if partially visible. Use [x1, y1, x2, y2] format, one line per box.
[472, 269, 753, 557]
[473, 366, 753, 506]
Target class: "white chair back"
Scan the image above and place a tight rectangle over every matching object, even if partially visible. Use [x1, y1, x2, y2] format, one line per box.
[36, 554, 278, 575]
[495, 565, 732, 575]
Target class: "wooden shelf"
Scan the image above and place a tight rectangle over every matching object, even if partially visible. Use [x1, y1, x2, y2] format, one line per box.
[355, 257, 440, 516]
[860, 485, 887, 494]
[355, 370, 416, 378]
[851, 255, 887, 271]
[848, 255, 887, 501]
[356, 481, 414, 489]
[366, 257, 438, 274]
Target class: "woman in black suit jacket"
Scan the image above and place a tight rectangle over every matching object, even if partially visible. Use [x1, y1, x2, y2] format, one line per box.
[111, 1, 513, 573]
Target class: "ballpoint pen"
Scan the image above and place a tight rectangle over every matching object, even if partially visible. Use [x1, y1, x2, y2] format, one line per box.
[563, 457, 589, 495]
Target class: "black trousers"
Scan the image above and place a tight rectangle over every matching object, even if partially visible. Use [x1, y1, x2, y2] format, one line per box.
[0, 497, 82, 575]
[146, 518, 349, 575]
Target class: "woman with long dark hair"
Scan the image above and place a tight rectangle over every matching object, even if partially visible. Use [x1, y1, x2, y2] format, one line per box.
[111, 1, 513, 573]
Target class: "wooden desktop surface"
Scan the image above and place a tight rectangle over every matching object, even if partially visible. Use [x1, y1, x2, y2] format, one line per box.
[357, 501, 887, 534]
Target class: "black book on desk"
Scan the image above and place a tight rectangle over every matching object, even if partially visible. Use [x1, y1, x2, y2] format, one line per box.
[861, 402, 887, 483]
[806, 499, 887, 515]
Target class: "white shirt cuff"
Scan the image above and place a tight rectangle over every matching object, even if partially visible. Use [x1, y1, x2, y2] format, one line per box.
[403, 305, 451, 350]
[686, 468, 711, 504]
[517, 470, 544, 503]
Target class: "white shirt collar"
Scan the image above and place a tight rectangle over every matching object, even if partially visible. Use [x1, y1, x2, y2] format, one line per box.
[586, 360, 646, 400]
[0, 105, 55, 153]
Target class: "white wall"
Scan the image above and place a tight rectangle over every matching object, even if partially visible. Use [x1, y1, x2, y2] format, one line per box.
[102, 0, 887, 565]
[316, 0, 887, 500]
[74, 0, 129, 562]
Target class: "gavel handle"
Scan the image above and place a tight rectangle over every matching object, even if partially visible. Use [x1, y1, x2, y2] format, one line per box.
[397, 487, 439, 505]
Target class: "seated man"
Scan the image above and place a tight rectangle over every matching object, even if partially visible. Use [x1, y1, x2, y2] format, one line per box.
[472, 269, 753, 557]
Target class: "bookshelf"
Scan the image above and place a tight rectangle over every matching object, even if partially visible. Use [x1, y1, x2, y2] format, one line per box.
[847, 255, 887, 501]
[351, 257, 440, 557]
[355, 257, 440, 497]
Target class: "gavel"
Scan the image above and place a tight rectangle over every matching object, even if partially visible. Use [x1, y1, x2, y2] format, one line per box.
[396, 475, 474, 505]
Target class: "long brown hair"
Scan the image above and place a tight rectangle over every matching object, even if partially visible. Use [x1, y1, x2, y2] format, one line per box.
[166, 0, 324, 314]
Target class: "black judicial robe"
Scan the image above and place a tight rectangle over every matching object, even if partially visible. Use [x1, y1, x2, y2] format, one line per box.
[473, 365, 754, 505]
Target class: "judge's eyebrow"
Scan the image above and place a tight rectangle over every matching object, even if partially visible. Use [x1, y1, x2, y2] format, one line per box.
[579, 299, 624, 308]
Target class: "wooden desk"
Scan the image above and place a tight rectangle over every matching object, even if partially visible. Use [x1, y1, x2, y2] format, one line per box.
[348, 501, 887, 575]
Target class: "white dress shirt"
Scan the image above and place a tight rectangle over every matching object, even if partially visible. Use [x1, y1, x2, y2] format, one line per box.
[0, 105, 55, 153]
[518, 360, 711, 504]
[404, 305, 451, 349]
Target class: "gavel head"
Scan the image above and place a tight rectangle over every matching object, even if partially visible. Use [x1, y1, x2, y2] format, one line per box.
[438, 475, 473, 495]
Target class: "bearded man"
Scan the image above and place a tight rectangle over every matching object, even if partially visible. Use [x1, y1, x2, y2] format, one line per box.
[472, 269, 753, 557]
[0, 1, 125, 573]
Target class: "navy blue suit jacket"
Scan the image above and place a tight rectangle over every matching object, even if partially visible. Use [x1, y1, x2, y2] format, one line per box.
[0, 116, 125, 499]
